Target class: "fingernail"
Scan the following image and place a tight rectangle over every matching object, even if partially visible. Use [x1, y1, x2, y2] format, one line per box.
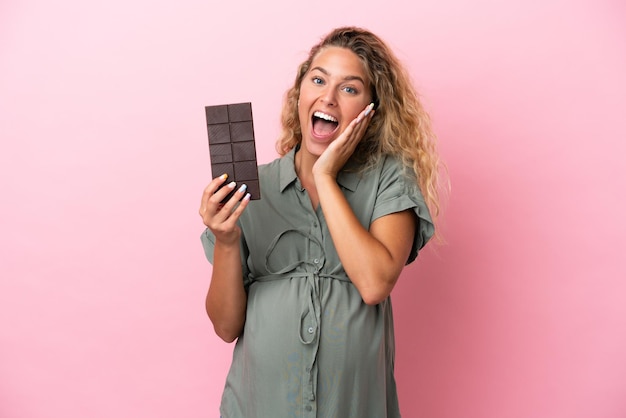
[227, 181, 236, 188]
[220, 173, 228, 180]
[243, 193, 251, 201]
[364, 103, 375, 117]
[238, 184, 247, 193]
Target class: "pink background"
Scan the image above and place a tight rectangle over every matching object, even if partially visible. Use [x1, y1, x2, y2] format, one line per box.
[2, 0, 625, 417]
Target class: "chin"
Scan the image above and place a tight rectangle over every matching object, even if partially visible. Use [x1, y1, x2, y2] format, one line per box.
[302, 137, 331, 157]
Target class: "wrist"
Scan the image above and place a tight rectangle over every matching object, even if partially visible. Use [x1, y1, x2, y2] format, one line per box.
[214, 234, 241, 250]
[313, 172, 340, 193]
[312, 169, 336, 183]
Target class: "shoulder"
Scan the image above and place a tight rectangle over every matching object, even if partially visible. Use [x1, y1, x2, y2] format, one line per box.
[258, 149, 295, 176]
[354, 153, 406, 177]
[258, 156, 280, 174]
[362, 154, 416, 192]
[245, 153, 295, 205]
[257, 158, 276, 180]
[258, 154, 290, 186]
[378, 154, 409, 177]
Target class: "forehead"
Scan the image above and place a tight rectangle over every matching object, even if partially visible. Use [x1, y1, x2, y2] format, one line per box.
[309, 46, 369, 82]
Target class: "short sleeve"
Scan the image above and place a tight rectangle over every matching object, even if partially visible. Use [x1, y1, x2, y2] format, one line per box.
[200, 228, 252, 288]
[371, 156, 435, 264]
[200, 228, 216, 263]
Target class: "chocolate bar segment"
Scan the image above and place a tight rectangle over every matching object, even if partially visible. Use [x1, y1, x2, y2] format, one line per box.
[205, 102, 261, 201]
[227, 102, 253, 122]
[205, 105, 229, 124]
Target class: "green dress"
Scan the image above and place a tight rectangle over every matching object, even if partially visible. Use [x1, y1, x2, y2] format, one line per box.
[201, 147, 434, 418]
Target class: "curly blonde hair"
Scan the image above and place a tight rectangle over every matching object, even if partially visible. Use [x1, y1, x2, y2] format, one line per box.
[276, 26, 445, 222]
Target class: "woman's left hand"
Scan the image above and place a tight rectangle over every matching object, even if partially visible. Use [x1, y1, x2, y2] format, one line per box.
[312, 103, 375, 179]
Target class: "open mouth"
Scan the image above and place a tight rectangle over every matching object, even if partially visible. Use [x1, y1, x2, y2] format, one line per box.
[312, 111, 339, 137]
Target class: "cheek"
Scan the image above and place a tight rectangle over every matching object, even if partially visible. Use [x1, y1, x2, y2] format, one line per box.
[298, 107, 309, 130]
[346, 102, 367, 121]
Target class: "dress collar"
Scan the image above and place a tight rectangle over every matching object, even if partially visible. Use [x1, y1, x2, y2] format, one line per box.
[278, 146, 362, 193]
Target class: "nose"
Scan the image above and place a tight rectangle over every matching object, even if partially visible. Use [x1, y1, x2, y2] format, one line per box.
[320, 87, 337, 106]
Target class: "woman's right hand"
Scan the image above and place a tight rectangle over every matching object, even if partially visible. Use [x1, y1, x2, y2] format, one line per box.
[199, 174, 251, 246]
[201, 174, 250, 342]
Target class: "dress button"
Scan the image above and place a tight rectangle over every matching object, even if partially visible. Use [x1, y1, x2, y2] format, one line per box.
[313, 258, 319, 264]
[307, 327, 314, 334]
[305, 405, 312, 412]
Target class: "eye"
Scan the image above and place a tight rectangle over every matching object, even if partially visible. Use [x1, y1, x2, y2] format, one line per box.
[343, 86, 358, 95]
[312, 76, 324, 85]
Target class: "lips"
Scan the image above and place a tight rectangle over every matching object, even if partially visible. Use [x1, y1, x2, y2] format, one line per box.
[311, 111, 339, 139]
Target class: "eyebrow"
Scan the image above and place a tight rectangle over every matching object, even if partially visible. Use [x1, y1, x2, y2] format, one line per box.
[310, 66, 366, 85]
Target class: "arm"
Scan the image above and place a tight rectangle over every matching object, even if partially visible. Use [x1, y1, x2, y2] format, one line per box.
[315, 175, 416, 305]
[311, 104, 416, 304]
[205, 239, 247, 343]
[199, 176, 251, 342]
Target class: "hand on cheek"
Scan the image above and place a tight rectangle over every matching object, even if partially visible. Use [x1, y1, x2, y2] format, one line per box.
[313, 103, 375, 178]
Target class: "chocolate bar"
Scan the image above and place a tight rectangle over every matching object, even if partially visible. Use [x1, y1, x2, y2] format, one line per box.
[205, 102, 261, 201]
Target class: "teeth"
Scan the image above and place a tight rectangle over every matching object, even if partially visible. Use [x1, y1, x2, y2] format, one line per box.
[313, 111, 337, 123]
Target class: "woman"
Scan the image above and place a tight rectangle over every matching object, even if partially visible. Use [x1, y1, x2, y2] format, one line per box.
[199, 26, 442, 418]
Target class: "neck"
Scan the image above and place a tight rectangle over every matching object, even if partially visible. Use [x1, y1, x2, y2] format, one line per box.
[295, 146, 316, 189]
[294, 146, 320, 208]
